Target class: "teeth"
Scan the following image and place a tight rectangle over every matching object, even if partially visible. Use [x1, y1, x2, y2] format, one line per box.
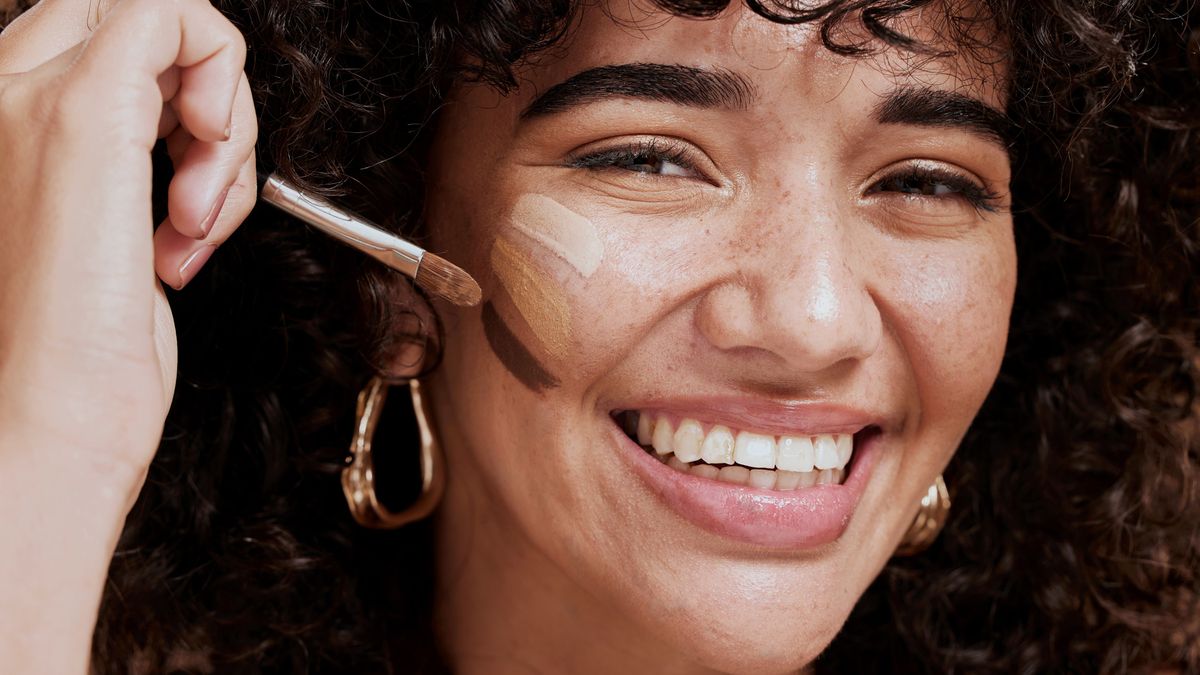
[717, 465, 750, 484]
[700, 425, 735, 465]
[776, 435, 815, 472]
[733, 432, 776, 469]
[637, 413, 654, 445]
[817, 468, 840, 485]
[667, 455, 691, 473]
[836, 433, 853, 469]
[813, 435, 840, 470]
[651, 415, 674, 456]
[775, 470, 803, 490]
[630, 412, 858, 489]
[673, 419, 705, 463]
[748, 469, 777, 490]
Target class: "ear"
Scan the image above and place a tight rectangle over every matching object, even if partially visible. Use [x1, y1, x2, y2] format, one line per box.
[380, 338, 429, 380]
[375, 293, 441, 381]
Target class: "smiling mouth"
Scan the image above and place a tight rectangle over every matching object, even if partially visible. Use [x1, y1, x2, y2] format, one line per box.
[613, 410, 876, 490]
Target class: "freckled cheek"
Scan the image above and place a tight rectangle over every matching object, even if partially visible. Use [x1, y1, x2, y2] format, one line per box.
[561, 223, 709, 361]
[892, 245, 1016, 420]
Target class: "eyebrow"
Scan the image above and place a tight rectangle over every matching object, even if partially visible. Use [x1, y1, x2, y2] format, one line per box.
[520, 63, 756, 119]
[521, 63, 1013, 151]
[874, 87, 1014, 149]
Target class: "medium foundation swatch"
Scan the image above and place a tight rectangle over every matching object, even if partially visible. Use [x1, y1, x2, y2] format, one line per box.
[489, 237, 573, 358]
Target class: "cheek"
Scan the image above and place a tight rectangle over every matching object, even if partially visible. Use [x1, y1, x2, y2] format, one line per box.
[556, 210, 722, 371]
[880, 232, 1016, 425]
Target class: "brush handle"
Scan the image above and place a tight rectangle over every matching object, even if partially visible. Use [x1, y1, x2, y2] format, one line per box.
[258, 172, 423, 278]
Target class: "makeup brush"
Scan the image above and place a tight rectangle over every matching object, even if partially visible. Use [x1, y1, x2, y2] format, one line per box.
[257, 172, 482, 307]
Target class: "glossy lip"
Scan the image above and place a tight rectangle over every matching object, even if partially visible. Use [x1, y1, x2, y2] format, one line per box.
[608, 413, 881, 549]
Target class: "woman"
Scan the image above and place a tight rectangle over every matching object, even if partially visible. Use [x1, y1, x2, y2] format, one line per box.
[0, 0, 1196, 672]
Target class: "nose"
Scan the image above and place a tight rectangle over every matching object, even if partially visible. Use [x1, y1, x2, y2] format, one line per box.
[694, 212, 883, 375]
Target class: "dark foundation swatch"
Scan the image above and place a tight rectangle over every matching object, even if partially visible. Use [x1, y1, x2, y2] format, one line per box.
[482, 300, 561, 392]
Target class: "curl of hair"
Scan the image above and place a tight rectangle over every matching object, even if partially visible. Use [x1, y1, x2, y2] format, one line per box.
[4, 0, 1194, 671]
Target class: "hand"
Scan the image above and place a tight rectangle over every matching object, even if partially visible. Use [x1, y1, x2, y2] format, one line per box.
[0, 0, 257, 491]
[0, 0, 256, 669]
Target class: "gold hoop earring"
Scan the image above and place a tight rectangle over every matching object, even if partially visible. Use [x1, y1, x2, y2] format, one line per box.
[341, 377, 446, 529]
[894, 474, 951, 556]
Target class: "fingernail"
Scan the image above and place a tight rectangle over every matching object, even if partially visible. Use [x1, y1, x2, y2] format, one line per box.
[177, 244, 218, 289]
[198, 187, 230, 238]
[223, 124, 231, 141]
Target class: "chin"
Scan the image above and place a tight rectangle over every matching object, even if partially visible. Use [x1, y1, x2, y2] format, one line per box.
[654, 604, 845, 675]
[605, 550, 866, 675]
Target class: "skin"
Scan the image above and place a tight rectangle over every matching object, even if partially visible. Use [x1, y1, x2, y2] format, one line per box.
[424, 2, 1014, 674]
[0, 0, 255, 670]
[0, 0, 1013, 673]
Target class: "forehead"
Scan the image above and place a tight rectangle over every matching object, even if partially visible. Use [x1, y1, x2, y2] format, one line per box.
[516, 0, 1008, 110]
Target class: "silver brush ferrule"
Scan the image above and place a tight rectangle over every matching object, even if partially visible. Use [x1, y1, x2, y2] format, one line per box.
[261, 173, 423, 278]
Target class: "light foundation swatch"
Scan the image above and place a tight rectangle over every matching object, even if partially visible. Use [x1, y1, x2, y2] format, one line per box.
[490, 237, 572, 358]
[509, 194, 604, 277]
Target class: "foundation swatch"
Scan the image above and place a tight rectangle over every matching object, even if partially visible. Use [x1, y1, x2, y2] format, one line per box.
[490, 237, 573, 358]
[482, 300, 560, 392]
[509, 194, 604, 277]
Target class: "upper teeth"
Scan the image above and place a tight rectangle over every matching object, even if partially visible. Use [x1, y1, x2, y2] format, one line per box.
[636, 413, 853, 472]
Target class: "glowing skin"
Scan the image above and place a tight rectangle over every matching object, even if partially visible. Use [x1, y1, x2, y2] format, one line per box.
[421, 2, 1014, 673]
[509, 193, 605, 277]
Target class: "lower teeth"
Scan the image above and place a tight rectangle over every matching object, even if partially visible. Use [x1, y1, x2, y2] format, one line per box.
[650, 447, 846, 489]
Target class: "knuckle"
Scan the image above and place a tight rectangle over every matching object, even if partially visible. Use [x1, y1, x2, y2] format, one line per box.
[0, 77, 30, 127]
[227, 30, 248, 66]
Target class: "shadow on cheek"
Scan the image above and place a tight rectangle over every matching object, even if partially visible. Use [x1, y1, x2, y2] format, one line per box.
[482, 299, 561, 392]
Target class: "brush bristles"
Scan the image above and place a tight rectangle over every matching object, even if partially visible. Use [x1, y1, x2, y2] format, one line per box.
[415, 253, 482, 307]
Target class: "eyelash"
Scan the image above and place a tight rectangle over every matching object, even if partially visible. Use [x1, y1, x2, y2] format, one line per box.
[867, 165, 1004, 214]
[566, 138, 696, 177]
[567, 138, 1004, 212]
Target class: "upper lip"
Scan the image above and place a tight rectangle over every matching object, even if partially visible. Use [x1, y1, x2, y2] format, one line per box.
[610, 396, 890, 437]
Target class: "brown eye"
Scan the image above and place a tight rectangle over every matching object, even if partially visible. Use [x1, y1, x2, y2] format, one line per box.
[569, 138, 700, 179]
[617, 150, 693, 176]
[869, 166, 1002, 213]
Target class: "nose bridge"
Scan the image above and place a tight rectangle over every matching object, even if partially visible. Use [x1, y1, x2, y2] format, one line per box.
[695, 188, 883, 372]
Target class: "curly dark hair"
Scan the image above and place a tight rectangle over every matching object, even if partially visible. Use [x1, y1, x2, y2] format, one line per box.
[4, 0, 1196, 671]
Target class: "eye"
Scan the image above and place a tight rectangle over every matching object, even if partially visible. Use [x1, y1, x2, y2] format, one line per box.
[567, 138, 702, 179]
[868, 164, 1004, 214]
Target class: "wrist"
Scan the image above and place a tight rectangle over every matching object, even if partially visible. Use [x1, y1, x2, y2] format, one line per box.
[0, 432, 135, 673]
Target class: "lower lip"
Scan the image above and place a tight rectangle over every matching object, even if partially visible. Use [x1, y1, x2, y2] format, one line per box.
[611, 422, 880, 549]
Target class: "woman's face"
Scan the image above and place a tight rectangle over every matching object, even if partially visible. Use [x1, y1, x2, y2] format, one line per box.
[423, 2, 1014, 671]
